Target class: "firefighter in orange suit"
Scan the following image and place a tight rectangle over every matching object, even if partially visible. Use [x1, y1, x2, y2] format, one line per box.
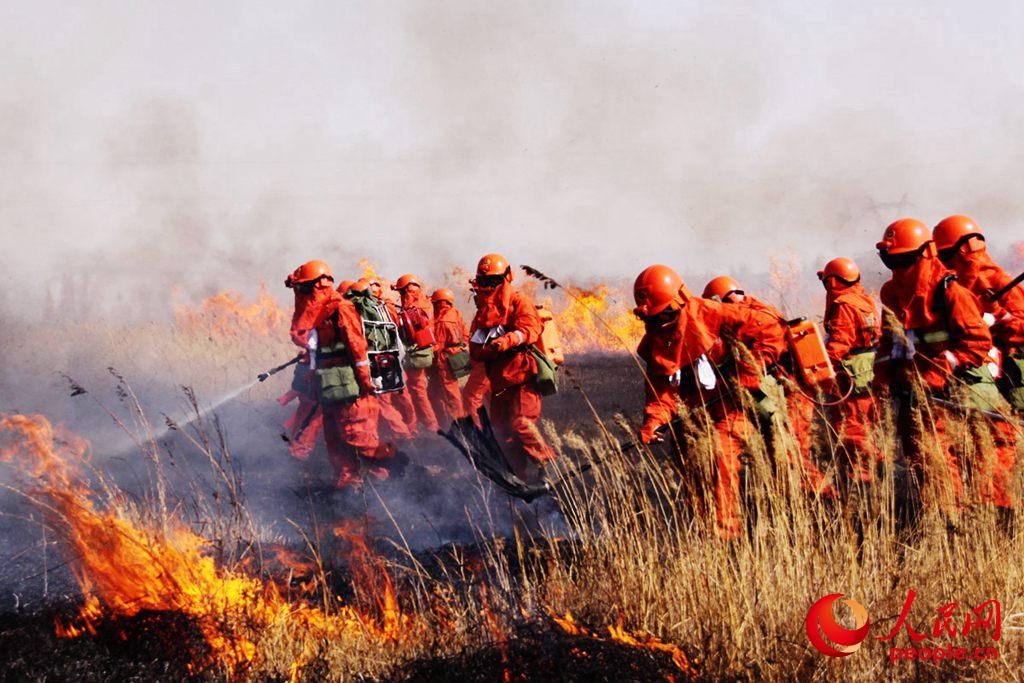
[428, 288, 468, 426]
[281, 260, 331, 461]
[394, 275, 441, 434]
[701, 276, 835, 500]
[876, 218, 1015, 509]
[469, 253, 555, 479]
[817, 257, 883, 483]
[288, 263, 393, 488]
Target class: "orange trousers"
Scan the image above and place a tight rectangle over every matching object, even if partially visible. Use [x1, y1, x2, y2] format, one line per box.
[829, 393, 882, 482]
[378, 392, 414, 441]
[710, 403, 755, 540]
[898, 401, 964, 509]
[428, 363, 465, 427]
[490, 382, 555, 479]
[281, 392, 323, 461]
[404, 366, 439, 433]
[462, 363, 490, 421]
[784, 391, 837, 497]
[322, 396, 382, 488]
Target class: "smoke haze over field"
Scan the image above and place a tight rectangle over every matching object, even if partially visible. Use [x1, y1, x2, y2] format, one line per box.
[2, 0, 1024, 319]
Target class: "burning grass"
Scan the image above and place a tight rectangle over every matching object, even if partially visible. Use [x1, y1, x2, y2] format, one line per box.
[2, 356, 1024, 681]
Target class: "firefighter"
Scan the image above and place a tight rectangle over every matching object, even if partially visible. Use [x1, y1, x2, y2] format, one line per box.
[394, 274, 442, 434]
[347, 279, 414, 443]
[428, 288, 469, 426]
[635, 265, 802, 538]
[817, 257, 883, 483]
[307, 275, 394, 488]
[358, 277, 420, 439]
[933, 215, 1024, 412]
[701, 276, 835, 500]
[286, 262, 393, 487]
[281, 260, 332, 461]
[469, 253, 555, 480]
[876, 218, 1015, 510]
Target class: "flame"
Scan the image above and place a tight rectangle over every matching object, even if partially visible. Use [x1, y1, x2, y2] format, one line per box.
[553, 285, 645, 354]
[0, 413, 425, 675]
[175, 283, 288, 338]
[551, 610, 695, 680]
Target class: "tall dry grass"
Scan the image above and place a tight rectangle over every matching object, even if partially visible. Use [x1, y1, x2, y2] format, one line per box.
[4, 316, 1024, 681]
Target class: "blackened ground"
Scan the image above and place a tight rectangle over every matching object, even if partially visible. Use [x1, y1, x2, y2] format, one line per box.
[0, 606, 205, 682]
[393, 620, 687, 682]
[0, 609, 688, 683]
[0, 354, 641, 612]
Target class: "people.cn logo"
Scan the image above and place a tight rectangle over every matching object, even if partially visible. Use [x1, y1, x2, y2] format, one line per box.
[806, 593, 871, 657]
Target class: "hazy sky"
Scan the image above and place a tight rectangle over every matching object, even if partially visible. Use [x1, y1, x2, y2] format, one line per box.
[2, 1, 1024, 313]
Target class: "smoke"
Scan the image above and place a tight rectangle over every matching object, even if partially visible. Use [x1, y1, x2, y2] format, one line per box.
[2, 0, 1024, 321]
[5, 0, 1024, 602]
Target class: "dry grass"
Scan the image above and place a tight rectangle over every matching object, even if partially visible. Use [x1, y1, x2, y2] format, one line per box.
[2, 319, 1023, 682]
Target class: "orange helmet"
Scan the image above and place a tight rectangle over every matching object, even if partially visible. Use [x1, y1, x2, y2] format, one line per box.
[933, 215, 985, 260]
[366, 278, 383, 297]
[702, 276, 744, 303]
[337, 279, 357, 294]
[473, 253, 513, 289]
[431, 288, 456, 305]
[817, 257, 861, 286]
[285, 260, 333, 288]
[876, 218, 930, 254]
[393, 274, 421, 291]
[633, 265, 685, 318]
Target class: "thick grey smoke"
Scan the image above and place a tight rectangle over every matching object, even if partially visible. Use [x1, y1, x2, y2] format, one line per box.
[2, 0, 1024, 321]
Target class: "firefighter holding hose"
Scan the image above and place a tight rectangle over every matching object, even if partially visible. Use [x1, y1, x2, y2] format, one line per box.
[286, 261, 394, 488]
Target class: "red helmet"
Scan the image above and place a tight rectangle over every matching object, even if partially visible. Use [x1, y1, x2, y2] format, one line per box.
[702, 276, 744, 303]
[393, 274, 422, 291]
[285, 260, 333, 288]
[633, 265, 685, 317]
[933, 214, 985, 257]
[431, 288, 456, 305]
[817, 257, 861, 286]
[337, 279, 357, 294]
[876, 219, 930, 254]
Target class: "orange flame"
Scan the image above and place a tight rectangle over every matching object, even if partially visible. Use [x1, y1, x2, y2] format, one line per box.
[175, 283, 288, 338]
[0, 414, 424, 674]
[553, 285, 644, 354]
[551, 610, 695, 680]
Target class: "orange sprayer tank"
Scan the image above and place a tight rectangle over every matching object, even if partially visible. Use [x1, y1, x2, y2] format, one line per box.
[535, 305, 565, 366]
[785, 317, 834, 387]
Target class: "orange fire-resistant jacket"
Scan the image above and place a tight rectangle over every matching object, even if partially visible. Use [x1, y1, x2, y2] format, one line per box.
[470, 287, 544, 392]
[823, 283, 881, 363]
[949, 250, 1024, 349]
[638, 297, 781, 437]
[879, 255, 994, 390]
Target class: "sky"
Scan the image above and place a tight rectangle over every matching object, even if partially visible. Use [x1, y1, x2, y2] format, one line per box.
[2, 0, 1024, 316]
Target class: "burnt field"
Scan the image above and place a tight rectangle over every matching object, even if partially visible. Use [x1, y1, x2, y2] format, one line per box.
[1, 316, 1022, 682]
[0, 351, 674, 682]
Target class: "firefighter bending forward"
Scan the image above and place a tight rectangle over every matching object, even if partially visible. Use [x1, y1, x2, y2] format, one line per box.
[634, 265, 827, 539]
[469, 253, 555, 480]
